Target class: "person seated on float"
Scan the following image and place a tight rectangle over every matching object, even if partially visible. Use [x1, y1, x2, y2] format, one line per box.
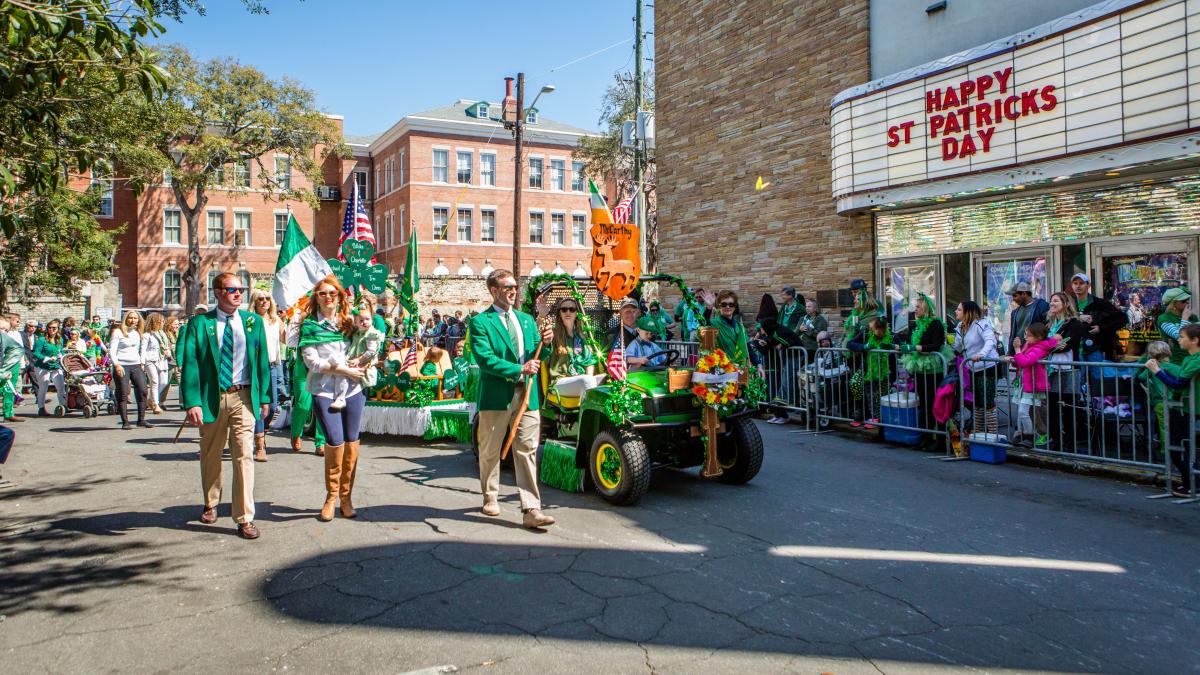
[542, 297, 600, 409]
[624, 316, 668, 372]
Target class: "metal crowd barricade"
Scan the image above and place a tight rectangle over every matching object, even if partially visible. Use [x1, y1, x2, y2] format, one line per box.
[956, 355, 1167, 472]
[661, 340, 701, 366]
[1150, 376, 1199, 504]
[812, 346, 951, 454]
[758, 346, 814, 431]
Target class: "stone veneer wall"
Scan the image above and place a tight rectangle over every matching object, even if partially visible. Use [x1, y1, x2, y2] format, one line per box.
[655, 0, 875, 333]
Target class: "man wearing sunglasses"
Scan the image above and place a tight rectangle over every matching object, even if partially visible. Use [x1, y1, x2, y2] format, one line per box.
[469, 269, 556, 528]
[179, 272, 272, 540]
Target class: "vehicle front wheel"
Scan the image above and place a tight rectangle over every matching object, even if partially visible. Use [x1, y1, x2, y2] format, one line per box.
[589, 428, 651, 505]
[716, 416, 764, 484]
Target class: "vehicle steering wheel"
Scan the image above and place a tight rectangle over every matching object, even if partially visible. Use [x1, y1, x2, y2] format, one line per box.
[646, 349, 681, 370]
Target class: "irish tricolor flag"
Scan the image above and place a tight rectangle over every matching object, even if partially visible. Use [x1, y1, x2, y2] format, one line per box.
[588, 179, 614, 226]
[272, 213, 333, 310]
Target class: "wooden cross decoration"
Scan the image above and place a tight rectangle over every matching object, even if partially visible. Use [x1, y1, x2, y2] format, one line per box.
[698, 327, 723, 479]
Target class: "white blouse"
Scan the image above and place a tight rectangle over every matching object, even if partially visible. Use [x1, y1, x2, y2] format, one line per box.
[141, 331, 168, 369]
[109, 329, 142, 367]
[261, 317, 282, 363]
[301, 322, 359, 400]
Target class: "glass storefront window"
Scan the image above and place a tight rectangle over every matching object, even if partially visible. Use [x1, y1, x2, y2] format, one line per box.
[978, 255, 1049, 354]
[881, 261, 937, 337]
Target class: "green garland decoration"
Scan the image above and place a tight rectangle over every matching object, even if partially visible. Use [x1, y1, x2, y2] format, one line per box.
[603, 377, 643, 427]
[744, 375, 768, 408]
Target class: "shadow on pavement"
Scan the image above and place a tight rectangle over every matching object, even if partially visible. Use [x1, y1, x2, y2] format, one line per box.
[0, 526, 181, 615]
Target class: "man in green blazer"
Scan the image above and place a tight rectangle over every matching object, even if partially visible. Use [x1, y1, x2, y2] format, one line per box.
[181, 272, 271, 540]
[469, 269, 555, 528]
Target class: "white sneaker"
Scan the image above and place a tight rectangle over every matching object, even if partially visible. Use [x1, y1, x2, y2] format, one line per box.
[329, 395, 346, 411]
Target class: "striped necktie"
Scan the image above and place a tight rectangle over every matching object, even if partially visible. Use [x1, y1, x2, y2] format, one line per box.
[503, 311, 520, 359]
[218, 315, 234, 390]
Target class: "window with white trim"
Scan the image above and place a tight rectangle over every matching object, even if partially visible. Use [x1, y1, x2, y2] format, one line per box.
[274, 156, 291, 190]
[457, 151, 472, 184]
[399, 205, 406, 242]
[206, 211, 225, 245]
[481, 209, 496, 243]
[233, 211, 251, 246]
[206, 270, 220, 305]
[354, 171, 368, 201]
[233, 159, 251, 187]
[163, 270, 182, 306]
[572, 213, 586, 246]
[91, 160, 113, 217]
[528, 211, 544, 244]
[274, 212, 288, 246]
[551, 212, 565, 245]
[480, 153, 496, 186]
[571, 161, 585, 191]
[457, 208, 473, 242]
[387, 158, 394, 192]
[432, 149, 449, 183]
[433, 207, 449, 240]
[399, 152, 406, 186]
[528, 158, 543, 189]
[550, 159, 565, 191]
[164, 208, 182, 244]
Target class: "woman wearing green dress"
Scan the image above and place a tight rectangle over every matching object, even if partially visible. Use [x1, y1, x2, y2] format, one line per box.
[700, 289, 763, 376]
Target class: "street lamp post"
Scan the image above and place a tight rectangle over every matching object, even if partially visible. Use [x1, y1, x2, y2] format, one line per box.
[503, 74, 554, 278]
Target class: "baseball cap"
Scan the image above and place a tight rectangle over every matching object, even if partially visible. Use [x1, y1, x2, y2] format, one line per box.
[849, 279, 868, 290]
[635, 316, 657, 331]
[1007, 282, 1032, 295]
[1071, 272, 1091, 284]
[1162, 287, 1192, 304]
[618, 298, 639, 311]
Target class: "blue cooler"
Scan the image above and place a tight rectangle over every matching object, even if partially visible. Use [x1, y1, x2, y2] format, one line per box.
[968, 434, 1007, 464]
[880, 393, 922, 446]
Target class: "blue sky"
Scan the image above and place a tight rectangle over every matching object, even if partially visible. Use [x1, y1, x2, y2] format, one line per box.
[152, 0, 652, 136]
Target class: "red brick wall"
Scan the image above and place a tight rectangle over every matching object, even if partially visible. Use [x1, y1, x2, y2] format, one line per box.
[655, 0, 874, 312]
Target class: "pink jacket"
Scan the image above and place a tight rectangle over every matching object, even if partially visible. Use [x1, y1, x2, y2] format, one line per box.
[1011, 337, 1059, 393]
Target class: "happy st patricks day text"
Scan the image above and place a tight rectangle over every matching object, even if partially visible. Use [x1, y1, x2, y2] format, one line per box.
[885, 67, 1058, 161]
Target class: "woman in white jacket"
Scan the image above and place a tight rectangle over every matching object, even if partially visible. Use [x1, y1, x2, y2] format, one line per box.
[140, 312, 169, 414]
[954, 300, 1001, 437]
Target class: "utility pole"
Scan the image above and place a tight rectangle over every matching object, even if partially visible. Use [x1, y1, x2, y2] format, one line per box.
[632, 0, 647, 272]
[512, 74, 525, 277]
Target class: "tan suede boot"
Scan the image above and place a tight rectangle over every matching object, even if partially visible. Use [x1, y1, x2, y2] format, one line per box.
[340, 439, 360, 518]
[254, 433, 267, 462]
[319, 443, 344, 522]
[315, 444, 325, 456]
[291, 436, 302, 452]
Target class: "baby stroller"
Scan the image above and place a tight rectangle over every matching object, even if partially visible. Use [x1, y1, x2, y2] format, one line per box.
[59, 351, 110, 418]
[808, 350, 850, 428]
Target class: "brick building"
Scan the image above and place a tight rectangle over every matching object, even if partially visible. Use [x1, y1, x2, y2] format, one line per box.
[92, 115, 365, 310]
[343, 100, 599, 279]
[654, 0, 873, 317]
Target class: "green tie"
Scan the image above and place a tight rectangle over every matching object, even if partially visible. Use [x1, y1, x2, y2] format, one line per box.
[503, 311, 520, 358]
[218, 315, 234, 390]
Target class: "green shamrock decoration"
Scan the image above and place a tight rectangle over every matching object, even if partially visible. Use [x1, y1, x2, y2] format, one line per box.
[328, 240, 389, 294]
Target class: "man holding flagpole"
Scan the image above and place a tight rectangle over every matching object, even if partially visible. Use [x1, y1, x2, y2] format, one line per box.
[469, 269, 556, 528]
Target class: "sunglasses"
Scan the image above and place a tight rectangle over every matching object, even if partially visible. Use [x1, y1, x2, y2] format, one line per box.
[559, 306, 578, 313]
[315, 290, 338, 298]
[719, 302, 737, 308]
[220, 287, 246, 295]
[498, 284, 518, 290]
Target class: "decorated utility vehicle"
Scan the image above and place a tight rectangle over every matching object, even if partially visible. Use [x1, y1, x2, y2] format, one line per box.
[472, 273, 764, 505]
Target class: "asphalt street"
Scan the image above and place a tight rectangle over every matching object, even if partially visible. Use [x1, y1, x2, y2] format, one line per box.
[2, 399, 1199, 674]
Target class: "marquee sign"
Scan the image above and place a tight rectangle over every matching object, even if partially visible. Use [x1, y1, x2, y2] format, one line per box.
[832, 0, 1200, 199]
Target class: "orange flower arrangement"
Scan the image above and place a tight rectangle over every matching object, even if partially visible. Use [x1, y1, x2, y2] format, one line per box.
[692, 349, 740, 407]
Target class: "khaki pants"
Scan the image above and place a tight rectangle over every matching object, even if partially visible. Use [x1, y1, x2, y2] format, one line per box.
[478, 388, 541, 511]
[199, 388, 256, 523]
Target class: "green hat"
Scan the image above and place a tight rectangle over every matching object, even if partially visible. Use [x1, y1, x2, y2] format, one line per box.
[1162, 287, 1192, 305]
[636, 316, 657, 331]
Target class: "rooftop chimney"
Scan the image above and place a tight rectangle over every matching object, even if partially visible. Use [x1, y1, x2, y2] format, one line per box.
[502, 77, 517, 124]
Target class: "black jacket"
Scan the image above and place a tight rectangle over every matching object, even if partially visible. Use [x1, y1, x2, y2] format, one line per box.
[1079, 295, 1128, 358]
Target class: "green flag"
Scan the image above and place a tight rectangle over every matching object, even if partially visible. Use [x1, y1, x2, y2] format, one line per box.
[399, 231, 419, 314]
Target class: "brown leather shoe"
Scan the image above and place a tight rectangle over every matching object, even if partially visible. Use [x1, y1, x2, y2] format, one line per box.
[291, 436, 302, 452]
[315, 445, 325, 456]
[199, 507, 217, 524]
[522, 508, 555, 529]
[481, 499, 500, 517]
[254, 433, 267, 462]
[4, 416, 25, 422]
[237, 522, 260, 540]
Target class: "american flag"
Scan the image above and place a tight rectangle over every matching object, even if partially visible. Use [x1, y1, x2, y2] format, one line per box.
[340, 181, 376, 260]
[402, 343, 419, 371]
[606, 346, 626, 381]
[611, 192, 635, 225]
